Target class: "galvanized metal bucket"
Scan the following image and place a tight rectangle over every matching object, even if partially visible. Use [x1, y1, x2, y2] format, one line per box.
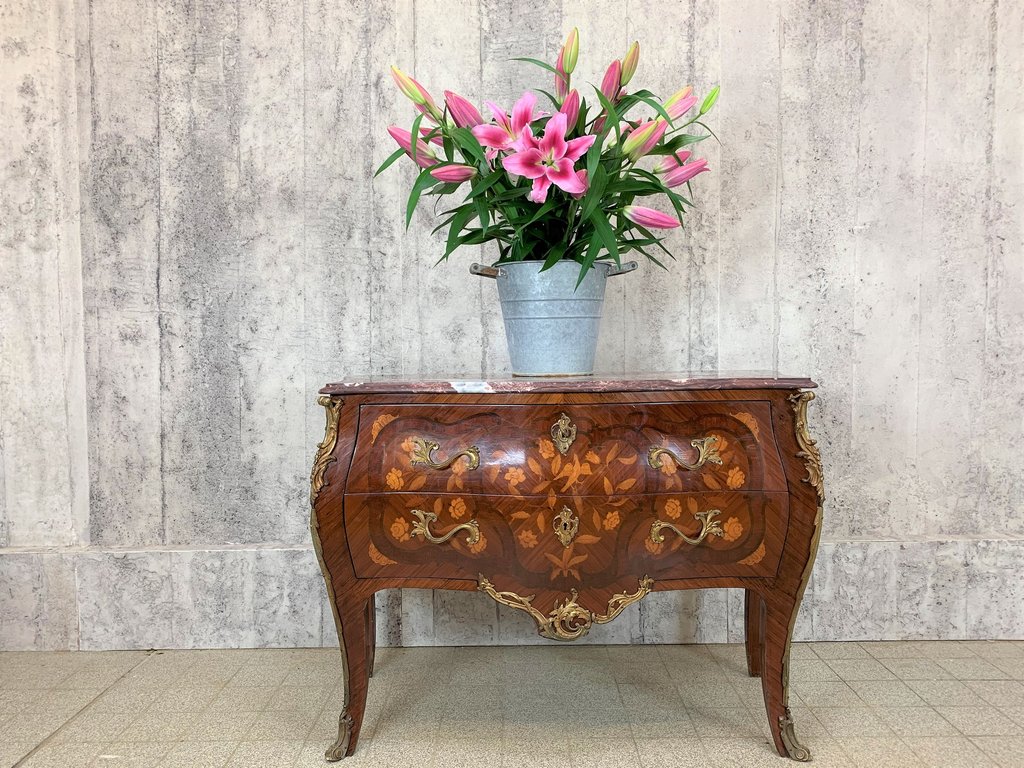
[471, 260, 637, 376]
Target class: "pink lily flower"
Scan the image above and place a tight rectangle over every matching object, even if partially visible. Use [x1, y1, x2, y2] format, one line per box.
[600, 60, 623, 102]
[664, 86, 697, 120]
[444, 91, 483, 128]
[657, 150, 692, 173]
[664, 158, 709, 187]
[620, 119, 667, 161]
[621, 42, 640, 86]
[430, 164, 477, 183]
[472, 92, 542, 152]
[387, 126, 438, 168]
[624, 205, 680, 229]
[560, 89, 580, 131]
[501, 112, 596, 203]
[571, 169, 588, 199]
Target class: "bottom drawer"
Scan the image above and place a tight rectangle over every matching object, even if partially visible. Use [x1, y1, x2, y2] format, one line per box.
[345, 492, 787, 588]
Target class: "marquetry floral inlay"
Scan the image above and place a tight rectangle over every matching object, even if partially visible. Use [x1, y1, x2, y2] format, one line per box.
[449, 497, 467, 519]
[722, 516, 743, 542]
[390, 517, 411, 542]
[371, 413, 397, 443]
[733, 411, 760, 439]
[517, 529, 538, 549]
[368, 541, 397, 566]
[738, 542, 766, 565]
[725, 466, 746, 490]
[603, 511, 620, 530]
[386, 468, 404, 490]
[663, 498, 682, 519]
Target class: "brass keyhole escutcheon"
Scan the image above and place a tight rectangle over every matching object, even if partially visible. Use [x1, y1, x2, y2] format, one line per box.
[553, 506, 579, 548]
[550, 413, 577, 455]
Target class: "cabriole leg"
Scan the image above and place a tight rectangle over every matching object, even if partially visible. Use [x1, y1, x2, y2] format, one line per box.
[366, 593, 376, 678]
[744, 589, 763, 677]
[760, 595, 811, 761]
[325, 594, 371, 761]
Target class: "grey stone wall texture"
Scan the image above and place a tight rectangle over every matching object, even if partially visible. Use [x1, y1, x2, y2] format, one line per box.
[1, 0, 1022, 650]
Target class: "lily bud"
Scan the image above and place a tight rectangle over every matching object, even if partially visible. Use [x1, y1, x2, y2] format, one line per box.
[600, 60, 622, 102]
[664, 157, 710, 187]
[559, 89, 580, 131]
[430, 164, 477, 183]
[624, 205, 680, 229]
[561, 28, 579, 74]
[657, 150, 692, 173]
[621, 41, 640, 85]
[620, 119, 666, 161]
[387, 125, 438, 168]
[391, 65, 443, 121]
[444, 90, 483, 128]
[664, 86, 697, 120]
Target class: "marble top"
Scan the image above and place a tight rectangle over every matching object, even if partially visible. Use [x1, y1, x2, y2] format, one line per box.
[320, 372, 817, 395]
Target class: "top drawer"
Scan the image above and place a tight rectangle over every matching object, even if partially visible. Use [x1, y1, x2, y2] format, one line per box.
[347, 401, 785, 496]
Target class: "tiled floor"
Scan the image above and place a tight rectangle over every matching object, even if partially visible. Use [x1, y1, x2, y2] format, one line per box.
[1, 642, 1023, 767]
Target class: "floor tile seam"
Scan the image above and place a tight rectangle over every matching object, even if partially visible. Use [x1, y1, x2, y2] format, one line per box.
[11, 649, 161, 767]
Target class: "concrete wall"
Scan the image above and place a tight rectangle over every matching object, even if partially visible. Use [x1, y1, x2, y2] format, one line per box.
[1, 0, 1022, 650]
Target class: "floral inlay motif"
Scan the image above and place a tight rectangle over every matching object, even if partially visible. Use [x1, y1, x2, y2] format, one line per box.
[368, 541, 396, 566]
[738, 542, 766, 565]
[385, 468, 405, 490]
[545, 544, 588, 580]
[733, 411, 760, 439]
[722, 516, 743, 542]
[371, 413, 397, 443]
[389, 517, 410, 542]
[645, 537, 664, 555]
[726, 467, 745, 489]
[517, 529, 538, 549]
[468, 532, 488, 554]
[505, 467, 526, 487]
[603, 511, 620, 530]
[449, 497, 467, 520]
[663, 498, 682, 519]
[538, 438, 556, 459]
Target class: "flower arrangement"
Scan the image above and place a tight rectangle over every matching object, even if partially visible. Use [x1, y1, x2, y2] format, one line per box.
[379, 28, 718, 283]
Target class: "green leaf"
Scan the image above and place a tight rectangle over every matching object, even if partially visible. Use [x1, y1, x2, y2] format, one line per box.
[540, 242, 565, 272]
[444, 206, 478, 258]
[694, 120, 721, 145]
[510, 56, 561, 77]
[469, 171, 503, 199]
[374, 147, 406, 177]
[536, 88, 561, 109]
[699, 85, 720, 115]
[630, 93, 674, 126]
[409, 113, 424, 166]
[580, 164, 608, 223]
[450, 127, 486, 165]
[577, 234, 602, 288]
[474, 196, 489, 236]
[405, 167, 438, 229]
[591, 209, 620, 267]
[590, 86, 623, 144]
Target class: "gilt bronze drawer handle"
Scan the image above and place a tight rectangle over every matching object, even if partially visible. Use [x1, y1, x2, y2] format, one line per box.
[409, 437, 480, 471]
[650, 509, 724, 546]
[550, 413, 577, 455]
[647, 436, 722, 471]
[553, 506, 579, 547]
[477, 575, 653, 641]
[409, 509, 480, 546]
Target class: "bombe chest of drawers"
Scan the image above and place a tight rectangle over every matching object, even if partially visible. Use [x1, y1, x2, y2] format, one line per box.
[310, 373, 824, 761]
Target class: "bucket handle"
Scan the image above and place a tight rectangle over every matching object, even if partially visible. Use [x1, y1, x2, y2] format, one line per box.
[470, 263, 504, 279]
[607, 261, 639, 277]
[471, 261, 638, 279]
